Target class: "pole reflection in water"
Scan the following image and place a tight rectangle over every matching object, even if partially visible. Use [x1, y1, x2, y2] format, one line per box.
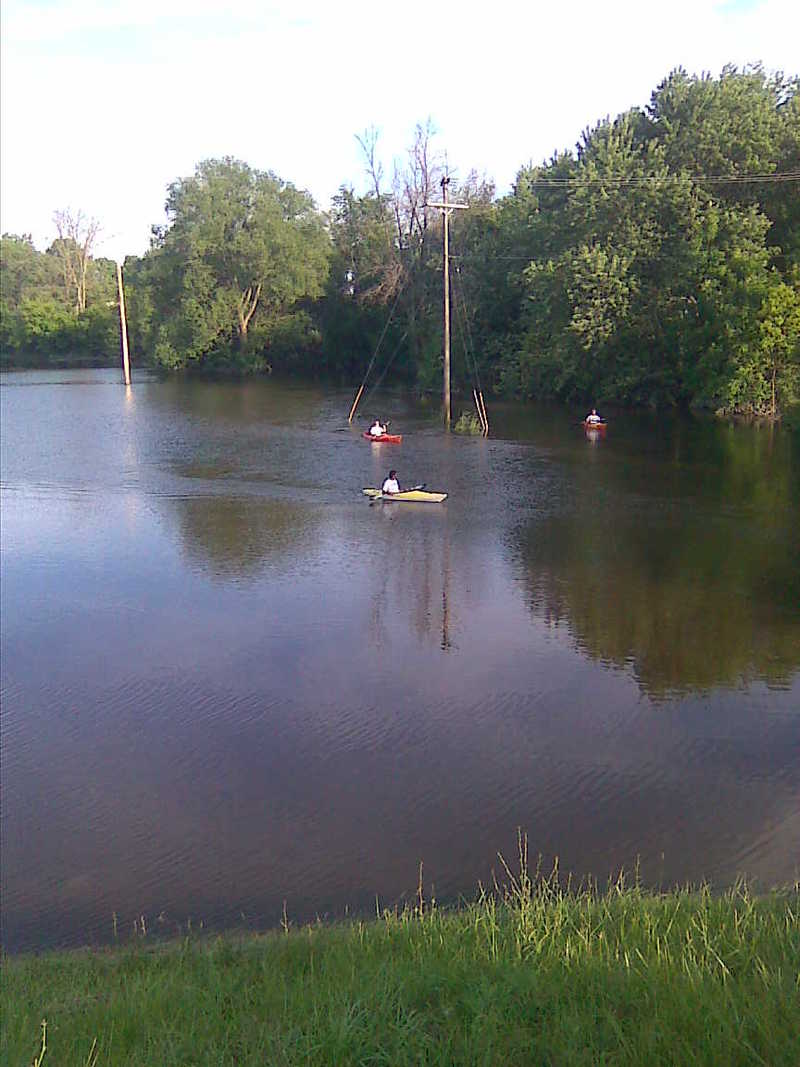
[442, 525, 451, 652]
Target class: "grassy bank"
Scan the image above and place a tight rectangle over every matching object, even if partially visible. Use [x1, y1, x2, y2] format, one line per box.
[3, 859, 799, 1066]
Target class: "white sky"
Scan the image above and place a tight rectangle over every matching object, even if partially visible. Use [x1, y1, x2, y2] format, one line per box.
[1, 0, 798, 262]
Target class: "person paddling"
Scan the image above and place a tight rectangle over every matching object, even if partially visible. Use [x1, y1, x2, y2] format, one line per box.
[585, 408, 602, 425]
[381, 470, 400, 495]
[369, 418, 387, 437]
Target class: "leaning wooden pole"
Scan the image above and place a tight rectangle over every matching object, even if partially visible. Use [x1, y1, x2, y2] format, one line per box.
[478, 390, 489, 436]
[348, 383, 365, 424]
[473, 388, 487, 434]
[117, 262, 131, 386]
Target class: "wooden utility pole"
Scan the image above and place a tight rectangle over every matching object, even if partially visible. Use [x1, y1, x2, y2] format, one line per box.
[117, 262, 131, 386]
[442, 175, 452, 428]
[428, 175, 467, 430]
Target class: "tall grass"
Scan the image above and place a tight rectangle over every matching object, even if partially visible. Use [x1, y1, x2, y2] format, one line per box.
[4, 841, 799, 1065]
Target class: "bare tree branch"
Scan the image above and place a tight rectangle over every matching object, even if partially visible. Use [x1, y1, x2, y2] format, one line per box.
[52, 208, 101, 313]
[355, 126, 384, 199]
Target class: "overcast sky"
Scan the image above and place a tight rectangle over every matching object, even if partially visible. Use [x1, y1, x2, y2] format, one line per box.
[2, 0, 798, 262]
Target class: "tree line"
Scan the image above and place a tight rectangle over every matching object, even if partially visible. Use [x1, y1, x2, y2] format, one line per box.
[2, 65, 798, 418]
[1, 210, 119, 366]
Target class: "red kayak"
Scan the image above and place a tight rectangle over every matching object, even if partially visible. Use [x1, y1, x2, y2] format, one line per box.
[583, 421, 607, 433]
[362, 431, 403, 444]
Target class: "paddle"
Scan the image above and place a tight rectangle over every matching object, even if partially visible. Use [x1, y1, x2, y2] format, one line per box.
[368, 483, 426, 506]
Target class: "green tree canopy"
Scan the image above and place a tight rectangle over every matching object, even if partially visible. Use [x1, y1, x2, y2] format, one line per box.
[141, 158, 330, 371]
[477, 66, 799, 417]
[1, 232, 118, 366]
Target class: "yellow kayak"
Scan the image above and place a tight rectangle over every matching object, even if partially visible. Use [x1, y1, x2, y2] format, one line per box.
[363, 487, 447, 503]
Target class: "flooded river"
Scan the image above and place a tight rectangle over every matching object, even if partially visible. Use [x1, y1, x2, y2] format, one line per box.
[2, 369, 799, 952]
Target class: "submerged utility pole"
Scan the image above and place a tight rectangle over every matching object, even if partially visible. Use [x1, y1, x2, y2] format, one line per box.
[117, 262, 131, 386]
[442, 175, 452, 429]
[428, 175, 467, 430]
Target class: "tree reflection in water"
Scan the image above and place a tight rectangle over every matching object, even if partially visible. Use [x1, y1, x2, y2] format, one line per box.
[172, 496, 320, 580]
[514, 423, 800, 698]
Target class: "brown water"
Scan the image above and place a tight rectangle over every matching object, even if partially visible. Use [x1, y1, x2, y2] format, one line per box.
[2, 369, 799, 953]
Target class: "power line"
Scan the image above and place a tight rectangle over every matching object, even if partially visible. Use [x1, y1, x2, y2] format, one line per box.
[519, 171, 800, 187]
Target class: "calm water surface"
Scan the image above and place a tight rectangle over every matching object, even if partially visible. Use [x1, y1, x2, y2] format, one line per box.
[2, 369, 799, 952]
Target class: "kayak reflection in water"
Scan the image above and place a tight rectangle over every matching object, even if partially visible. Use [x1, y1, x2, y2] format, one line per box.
[586, 408, 602, 425]
[381, 470, 400, 494]
[370, 418, 387, 437]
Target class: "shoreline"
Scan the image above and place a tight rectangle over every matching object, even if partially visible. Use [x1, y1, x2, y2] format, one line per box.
[2, 362, 797, 426]
[4, 869, 799, 1065]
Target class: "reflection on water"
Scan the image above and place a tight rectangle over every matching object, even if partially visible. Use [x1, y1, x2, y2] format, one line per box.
[364, 506, 453, 653]
[1, 370, 799, 953]
[517, 505, 800, 698]
[174, 496, 322, 580]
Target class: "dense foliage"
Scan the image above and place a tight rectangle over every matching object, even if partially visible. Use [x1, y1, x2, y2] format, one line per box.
[127, 158, 331, 374]
[475, 66, 800, 417]
[0, 233, 118, 366]
[2, 66, 798, 416]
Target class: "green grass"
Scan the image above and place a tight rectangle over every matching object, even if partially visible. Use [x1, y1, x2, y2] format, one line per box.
[4, 850, 799, 1066]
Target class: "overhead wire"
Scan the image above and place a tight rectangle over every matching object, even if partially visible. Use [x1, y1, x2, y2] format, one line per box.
[346, 284, 403, 422]
[448, 224, 489, 433]
[445, 170, 799, 265]
[360, 286, 403, 385]
[518, 171, 800, 187]
[361, 328, 409, 409]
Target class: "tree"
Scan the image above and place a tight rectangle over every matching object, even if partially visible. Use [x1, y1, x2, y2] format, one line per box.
[50, 209, 101, 313]
[648, 66, 800, 269]
[481, 66, 798, 414]
[318, 186, 400, 379]
[383, 120, 457, 389]
[649, 65, 789, 181]
[322, 122, 448, 389]
[1, 234, 63, 309]
[2, 231, 124, 366]
[142, 158, 330, 370]
[760, 279, 800, 417]
[723, 277, 800, 417]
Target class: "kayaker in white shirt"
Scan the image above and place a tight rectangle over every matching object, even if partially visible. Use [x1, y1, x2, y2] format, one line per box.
[586, 408, 602, 425]
[370, 419, 387, 437]
[381, 470, 400, 494]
